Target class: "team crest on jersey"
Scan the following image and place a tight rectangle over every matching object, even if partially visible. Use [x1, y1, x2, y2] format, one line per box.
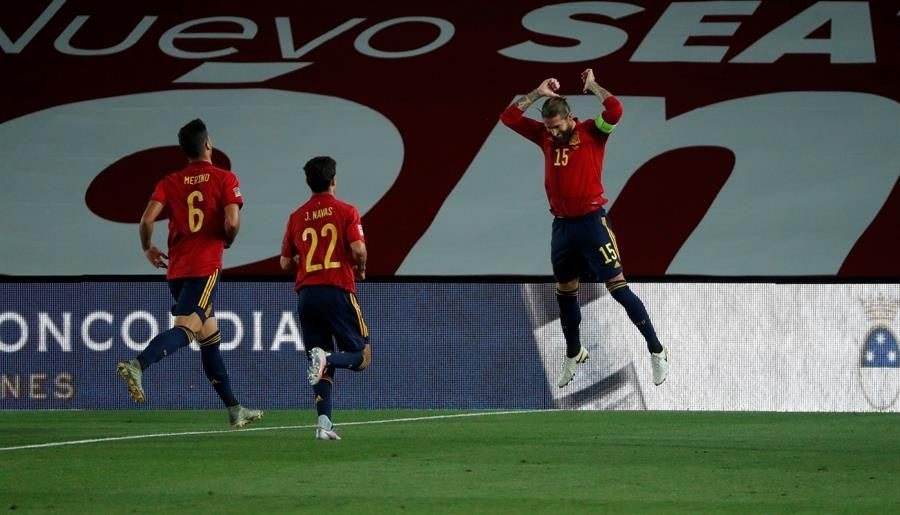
[858, 294, 900, 410]
[233, 187, 242, 197]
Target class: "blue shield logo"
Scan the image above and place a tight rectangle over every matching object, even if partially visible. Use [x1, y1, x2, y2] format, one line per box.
[859, 326, 900, 410]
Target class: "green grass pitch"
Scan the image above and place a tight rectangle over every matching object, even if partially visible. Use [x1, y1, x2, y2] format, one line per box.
[1, 410, 898, 514]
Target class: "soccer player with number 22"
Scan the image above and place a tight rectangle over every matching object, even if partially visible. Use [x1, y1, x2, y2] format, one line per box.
[281, 156, 371, 441]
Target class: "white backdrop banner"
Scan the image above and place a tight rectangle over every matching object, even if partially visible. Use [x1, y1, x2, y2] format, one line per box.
[1, 281, 897, 411]
[534, 283, 900, 412]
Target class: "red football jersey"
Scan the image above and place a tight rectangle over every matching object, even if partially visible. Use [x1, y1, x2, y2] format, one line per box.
[500, 96, 623, 218]
[149, 161, 243, 279]
[281, 193, 365, 293]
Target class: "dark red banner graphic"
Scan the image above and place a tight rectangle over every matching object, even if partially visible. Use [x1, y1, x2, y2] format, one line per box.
[1, 1, 898, 276]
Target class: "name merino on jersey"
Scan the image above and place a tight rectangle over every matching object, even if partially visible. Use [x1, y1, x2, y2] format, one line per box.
[282, 193, 365, 293]
[149, 161, 243, 279]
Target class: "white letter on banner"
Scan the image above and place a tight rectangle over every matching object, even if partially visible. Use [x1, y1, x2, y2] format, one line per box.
[215, 311, 242, 351]
[354, 17, 454, 58]
[732, 1, 875, 64]
[82, 311, 113, 352]
[0, 0, 65, 54]
[160, 17, 257, 59]
[632, 1, 759, 62]
[271, 311, 302, 351]
[277, 17, 366, 59]
[121, 311, 158, 352]
[499, 2, 642, 63]
[38, 312, 71, 352]
[252, 311, 263, 351]
[55, 16, 156, 56]
[0, 313, 28, 352]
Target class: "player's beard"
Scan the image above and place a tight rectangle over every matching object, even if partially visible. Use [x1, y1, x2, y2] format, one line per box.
[552, 128, 573, 145]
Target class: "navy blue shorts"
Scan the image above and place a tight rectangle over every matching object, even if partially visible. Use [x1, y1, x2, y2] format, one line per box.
[551, 209, 623, 283]
[297, 285, 369, 354]
[168, 269, 219, 319]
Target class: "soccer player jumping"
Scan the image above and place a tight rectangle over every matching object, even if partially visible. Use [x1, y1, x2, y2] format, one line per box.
[117, 119, 263, 428]
[281, 156, 371, 440]
[500, 69, 669, 388]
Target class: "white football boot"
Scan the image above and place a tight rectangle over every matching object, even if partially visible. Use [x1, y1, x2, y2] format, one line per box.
[228, 405, 263, 429]
[557, 346, 589, 388]
[307, 347, 328, 386]
[117, 359, 145, 403]
[315, 414, 341, 440]
[650, 346, 669, 386]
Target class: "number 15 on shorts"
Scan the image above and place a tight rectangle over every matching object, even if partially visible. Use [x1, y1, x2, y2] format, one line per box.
[598, 243, 618, 264]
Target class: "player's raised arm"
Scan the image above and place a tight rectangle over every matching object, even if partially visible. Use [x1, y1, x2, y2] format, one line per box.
[514, 78, 561, 111]
[580, 69, 611, 100]
[139, 200, 168, 269]
[500, 78, 562, 144]
[581, 68, 622, 134]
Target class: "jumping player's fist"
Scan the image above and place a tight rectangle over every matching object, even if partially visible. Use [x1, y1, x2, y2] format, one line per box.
[537, 78, 561, 98]
[580, 68, 596, 92]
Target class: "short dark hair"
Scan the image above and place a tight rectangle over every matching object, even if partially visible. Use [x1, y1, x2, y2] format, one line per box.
[540, 97, 570, 119]
[304, 156, 337, 193]
[178, 119, 208, 159]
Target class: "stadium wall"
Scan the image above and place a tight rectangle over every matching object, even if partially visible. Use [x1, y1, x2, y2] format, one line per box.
[2, 280, 898, 412]
[2, 1, 898, 278]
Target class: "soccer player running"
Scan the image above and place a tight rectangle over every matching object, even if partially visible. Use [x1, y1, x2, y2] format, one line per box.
[280, 156, 371, 441]
[116, 119, 263, 428]
[500, 69, 669, 388]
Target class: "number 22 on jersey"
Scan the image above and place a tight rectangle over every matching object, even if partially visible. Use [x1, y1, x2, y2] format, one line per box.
[302, 223, 341, 272]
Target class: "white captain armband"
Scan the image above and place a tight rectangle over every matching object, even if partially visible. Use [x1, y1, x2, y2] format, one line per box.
[595, 115, 617, 134]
